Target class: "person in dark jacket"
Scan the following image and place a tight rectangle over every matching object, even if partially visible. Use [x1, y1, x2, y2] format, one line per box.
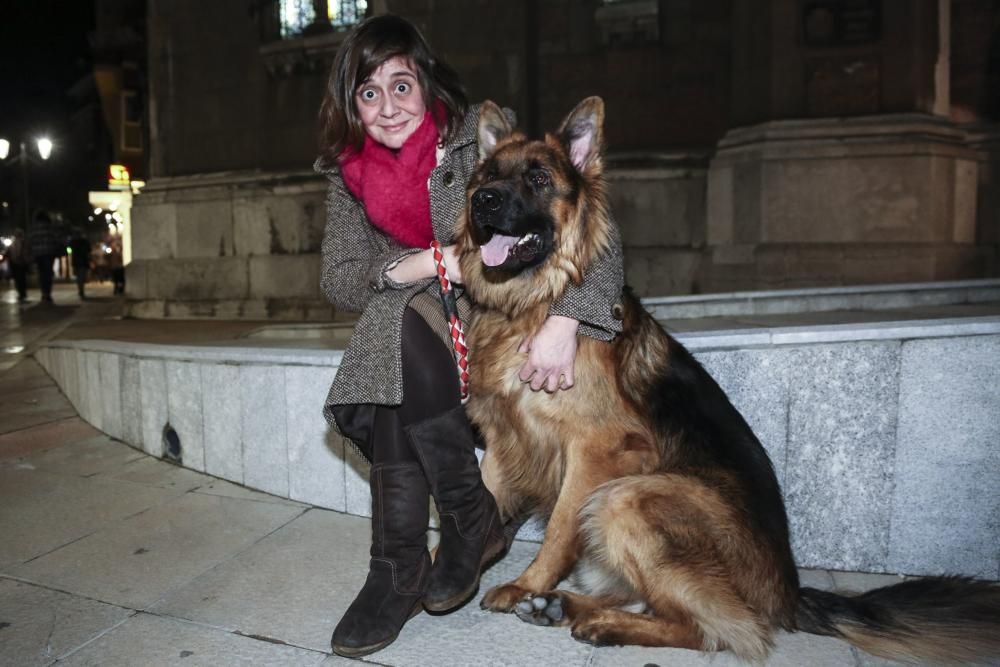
[68, 230, 91, 299]
[108, 239, 125, 295]
[315, 15, 624, 658]
[28, 211, 60, 304]
[8, 228, 30, 303]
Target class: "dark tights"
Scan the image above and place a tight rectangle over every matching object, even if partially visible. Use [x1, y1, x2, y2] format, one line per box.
[338, 307, 464, 465]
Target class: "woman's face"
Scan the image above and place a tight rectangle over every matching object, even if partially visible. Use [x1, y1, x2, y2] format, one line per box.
[355, 56, 427, 149]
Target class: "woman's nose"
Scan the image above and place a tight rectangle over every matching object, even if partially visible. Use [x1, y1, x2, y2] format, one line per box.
[380, 94, 398, 118]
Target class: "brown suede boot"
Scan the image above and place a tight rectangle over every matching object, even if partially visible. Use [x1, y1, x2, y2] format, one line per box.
[331, 462, 430, 657]
[406, 406, 506, 612]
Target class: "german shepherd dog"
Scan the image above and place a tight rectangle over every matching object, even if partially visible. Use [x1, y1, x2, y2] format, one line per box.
[455, 97, 1000, 664]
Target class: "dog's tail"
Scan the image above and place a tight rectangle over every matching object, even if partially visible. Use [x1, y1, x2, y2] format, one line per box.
[795, 576, 1000, 664]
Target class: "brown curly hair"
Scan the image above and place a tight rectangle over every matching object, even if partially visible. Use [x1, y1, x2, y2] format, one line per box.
[317, 15, 468, 167]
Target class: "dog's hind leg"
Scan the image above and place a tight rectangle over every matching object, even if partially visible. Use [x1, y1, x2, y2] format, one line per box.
[571, 607, 706, 649]
[571, 474, 776, 662]
[515, 590, 707, 650]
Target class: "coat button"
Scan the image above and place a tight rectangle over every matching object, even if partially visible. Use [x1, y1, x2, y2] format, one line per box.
[443, 171, 455, 188]
[611, 303, 625, 320]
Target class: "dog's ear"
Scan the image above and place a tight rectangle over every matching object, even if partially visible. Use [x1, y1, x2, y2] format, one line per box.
[478, 101, 513, 161]
[557, 96, 604, 172]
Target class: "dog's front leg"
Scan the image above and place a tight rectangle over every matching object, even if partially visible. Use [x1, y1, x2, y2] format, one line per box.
[479, 447, 517, 519]
[481, 453, 596, 612]
[480, 448, 530, 549]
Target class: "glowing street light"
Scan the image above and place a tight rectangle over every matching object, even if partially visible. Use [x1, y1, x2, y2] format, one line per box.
[37, 137, 53, 160]
[0, 136, 55, 229]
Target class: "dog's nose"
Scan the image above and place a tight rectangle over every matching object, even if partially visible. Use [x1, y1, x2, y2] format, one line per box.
[472, 188, 503, 213]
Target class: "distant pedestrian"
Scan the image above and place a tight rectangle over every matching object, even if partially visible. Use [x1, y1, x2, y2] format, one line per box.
[107, 239, 125, 295]
[68, 230, 91, 299]
[28, 211, 60, 304]
[8, 228, 30, 303]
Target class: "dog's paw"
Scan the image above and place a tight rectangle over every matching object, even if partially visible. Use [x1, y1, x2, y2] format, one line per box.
[480, 583, 531, 612]
[514, 592, 568, 627]
[569, 612, 622, 647]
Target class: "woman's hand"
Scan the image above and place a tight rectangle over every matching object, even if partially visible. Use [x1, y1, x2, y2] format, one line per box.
[440, 244, 463, 284]
[385, 244, 463, 284]
[518, 315, 580, 392]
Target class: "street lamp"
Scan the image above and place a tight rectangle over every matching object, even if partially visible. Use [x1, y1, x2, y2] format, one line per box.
[0, 136, 54, 230]
[36, 138, 53, 160]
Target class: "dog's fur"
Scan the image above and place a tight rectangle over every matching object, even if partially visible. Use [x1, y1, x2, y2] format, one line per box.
[456, 97, 1000, 664]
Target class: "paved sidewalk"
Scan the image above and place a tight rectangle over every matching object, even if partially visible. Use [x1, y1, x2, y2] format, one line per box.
[1, 355, 910, 667]
[0, 284, 917, 666]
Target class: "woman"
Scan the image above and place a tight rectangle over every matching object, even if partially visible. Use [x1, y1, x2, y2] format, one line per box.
[315, 15, 624, 658]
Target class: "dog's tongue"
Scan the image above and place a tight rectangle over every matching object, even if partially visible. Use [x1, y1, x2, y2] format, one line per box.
[481, 234, 521, 267]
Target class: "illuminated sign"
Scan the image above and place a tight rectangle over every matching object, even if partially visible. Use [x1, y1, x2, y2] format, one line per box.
[108, 164, 131, 191]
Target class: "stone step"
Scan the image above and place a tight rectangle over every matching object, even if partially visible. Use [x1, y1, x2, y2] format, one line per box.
[33, 310, 1000, 581]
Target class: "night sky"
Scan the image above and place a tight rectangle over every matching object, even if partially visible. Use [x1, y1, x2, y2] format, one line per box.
[0, 1, 99, 232]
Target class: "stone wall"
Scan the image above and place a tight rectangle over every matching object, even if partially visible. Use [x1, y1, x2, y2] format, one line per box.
[607, 158, 708, 295]
[131, 0, 1000, 314]
[126, 161, 713, 316]
[126, 119, 1000, 316]
[702, 113, 998, 292]
[127, 170, 336, 319]
[971, 128, 1000, 246]
[34, 312, 1000, 578]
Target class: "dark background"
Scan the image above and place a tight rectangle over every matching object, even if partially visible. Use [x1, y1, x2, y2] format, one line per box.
[0, 1, 101, 233]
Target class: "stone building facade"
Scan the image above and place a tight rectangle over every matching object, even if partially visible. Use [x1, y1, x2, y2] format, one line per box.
[129, 0, 1000, 319]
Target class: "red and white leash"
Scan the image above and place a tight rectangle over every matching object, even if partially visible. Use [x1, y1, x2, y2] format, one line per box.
[430, 240, 470, 403]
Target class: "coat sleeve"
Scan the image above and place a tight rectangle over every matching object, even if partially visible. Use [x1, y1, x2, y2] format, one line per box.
[547, 217, 625, 341]
[319, 172, 429, 314]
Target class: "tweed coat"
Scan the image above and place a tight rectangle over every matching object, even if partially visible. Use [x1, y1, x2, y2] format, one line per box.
[315, 104, 625, 430]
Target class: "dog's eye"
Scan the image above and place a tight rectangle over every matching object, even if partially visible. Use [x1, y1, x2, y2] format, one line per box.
[527, 170, 550, 188]
[484, 165, 499, 182]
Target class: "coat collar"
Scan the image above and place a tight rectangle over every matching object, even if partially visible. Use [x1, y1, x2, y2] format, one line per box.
[445, 103, 481, 154]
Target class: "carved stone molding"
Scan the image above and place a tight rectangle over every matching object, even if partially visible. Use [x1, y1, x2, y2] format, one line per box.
[259, 30, 348, 76]
[594, 0, 659, 47]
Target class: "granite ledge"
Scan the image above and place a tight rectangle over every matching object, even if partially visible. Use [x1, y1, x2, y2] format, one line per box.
[40, 340, 343, 367]
[676, 316, 1000, 351]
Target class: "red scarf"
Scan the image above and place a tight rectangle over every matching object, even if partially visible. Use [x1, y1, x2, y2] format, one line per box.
[340, 109, 439, 248]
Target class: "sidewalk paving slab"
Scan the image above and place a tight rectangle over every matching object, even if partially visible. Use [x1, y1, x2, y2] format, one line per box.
[188, 478, 309, 508]
[0, 468, 185, 569]
[8, 491, 306, 610]
[150, 508, 368, 653]
[592, 631, 857, 667]
[56, 613, 329, 667]
[0, 417, 101, 460]
[0, 384, 80, 436]
[0, 434, 146, 478]
[0, 357, 62, 395]
[0, 579, 133, 667]
[370, 540, 596, 667]
[97, 455, 215, 492]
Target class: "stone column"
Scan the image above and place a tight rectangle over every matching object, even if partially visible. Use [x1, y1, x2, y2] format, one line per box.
[704, 0, 985, 291]
[969, 127, 1000, 249]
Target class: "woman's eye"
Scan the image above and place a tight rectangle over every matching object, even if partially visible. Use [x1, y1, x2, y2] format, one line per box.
[359, 89, 377, 102]
[395, 82, 410, 94]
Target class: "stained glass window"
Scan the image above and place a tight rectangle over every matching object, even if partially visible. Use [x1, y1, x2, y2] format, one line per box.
[278, 0, 367, 38]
